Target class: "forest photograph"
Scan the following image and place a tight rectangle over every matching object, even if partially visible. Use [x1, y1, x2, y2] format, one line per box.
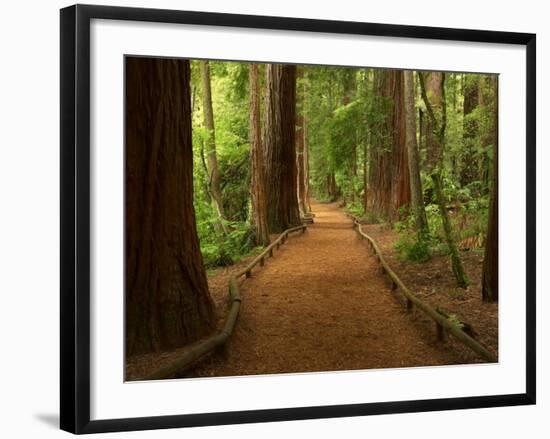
[124, 56, 498, 382]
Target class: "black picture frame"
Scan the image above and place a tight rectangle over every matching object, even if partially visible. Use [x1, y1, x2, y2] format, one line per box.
[60, 4, 536, 434]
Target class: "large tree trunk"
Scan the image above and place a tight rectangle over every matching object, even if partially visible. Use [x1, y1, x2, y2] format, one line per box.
[419, 71, 469, 288]
[125, 57, 215, 357]
[482, 76, 499, 302]
[263, 64, 301, 232]
[390, 70, 411, 219]
[248, 64, 271, 246]
[368, 70, 392, 217]
[199, 60, 227, 230]
[296, 68, 309, 215]
[404, 70, 429, 235]
[368, 70, 409, 219]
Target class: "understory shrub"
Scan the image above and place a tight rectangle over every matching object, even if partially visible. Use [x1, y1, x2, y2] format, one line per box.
[395, 233, 432, 263]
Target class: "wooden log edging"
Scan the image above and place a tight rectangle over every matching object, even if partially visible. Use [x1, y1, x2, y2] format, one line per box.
[143, 224, 308, 380]
[347, 213, 496, 363]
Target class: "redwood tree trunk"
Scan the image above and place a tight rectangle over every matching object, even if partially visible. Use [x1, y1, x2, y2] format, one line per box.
[199, 60, 226, 228]
[368, 69, 391, 216]
[125, 57, 215, 357]
[404, 70, 428, 234]
[482, 76, 498, 302]
[368, 69, 408, 219]
[390, 70, 411, 219]
[248, 64, 271, 246]
[263, 64, 301, 232]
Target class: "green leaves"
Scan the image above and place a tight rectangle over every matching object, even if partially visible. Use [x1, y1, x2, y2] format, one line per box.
[395, 233, 432, 263]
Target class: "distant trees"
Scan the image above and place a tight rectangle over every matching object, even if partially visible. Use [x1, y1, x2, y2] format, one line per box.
[296, 68, 310, 216]
[403, 70, 428, 235]
[125, 57, 214, 356]
[186, 61, 501, 300]
[199, 60, 227, 233]
[461, 75, 480, 187]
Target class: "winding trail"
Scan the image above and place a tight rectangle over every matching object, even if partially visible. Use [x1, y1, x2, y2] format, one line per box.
[188, 201, 465, 378]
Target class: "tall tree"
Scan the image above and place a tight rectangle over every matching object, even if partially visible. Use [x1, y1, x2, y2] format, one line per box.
[419, 71, 469, 288]
[263, 64, 301, 232]
[296, 68, 309, 215]
[478, 76, 493, 190]
[368, 69, 393, 216]
[482, 76, 498, 302]
[390, 70, 411, 218]
[362, 69, 373, 214]
[461, 75, 479, 187]
[199, 60, 227, 231]
[248, 63, 271, 246]
[342, 68, 358, 196]
[327, 172, 339, 201]
[368, 69, 409, 219]
[303, 73, 312, 213]
[125, 57, 215, 356]
[404, 70, 429, 235]
[363, 134, 369, 213]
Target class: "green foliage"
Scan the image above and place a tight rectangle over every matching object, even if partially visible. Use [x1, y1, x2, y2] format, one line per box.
[395, 233, 432, 262]
[307, 67, 371, 202]
[195, 201, 257, 268]
[346, 201, 364, 217]
[327, 100, 363, 169]
[191, 60, 255, 268]
[218, 143, 250, 221]
[187, 60, 495, 274]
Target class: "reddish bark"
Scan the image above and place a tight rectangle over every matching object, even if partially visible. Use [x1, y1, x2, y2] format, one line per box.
[125, 57, 215, 356]
[368, 69, 410, 219]
[249, 63, 271, 246]
[263, 64, 301, 232]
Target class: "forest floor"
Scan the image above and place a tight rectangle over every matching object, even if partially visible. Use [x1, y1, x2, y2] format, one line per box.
[360, 221, 498, 362]
[126, 201, 497, 381]
[177, 201, 495, 379]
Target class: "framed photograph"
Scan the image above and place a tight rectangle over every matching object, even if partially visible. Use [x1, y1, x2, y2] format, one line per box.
[60, 4, 536, 434]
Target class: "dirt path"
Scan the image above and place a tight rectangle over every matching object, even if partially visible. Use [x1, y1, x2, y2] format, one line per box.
[188, 201, 467, 378]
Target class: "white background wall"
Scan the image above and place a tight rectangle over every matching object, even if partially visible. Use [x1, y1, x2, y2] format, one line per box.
[0, 0, 546, 437]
